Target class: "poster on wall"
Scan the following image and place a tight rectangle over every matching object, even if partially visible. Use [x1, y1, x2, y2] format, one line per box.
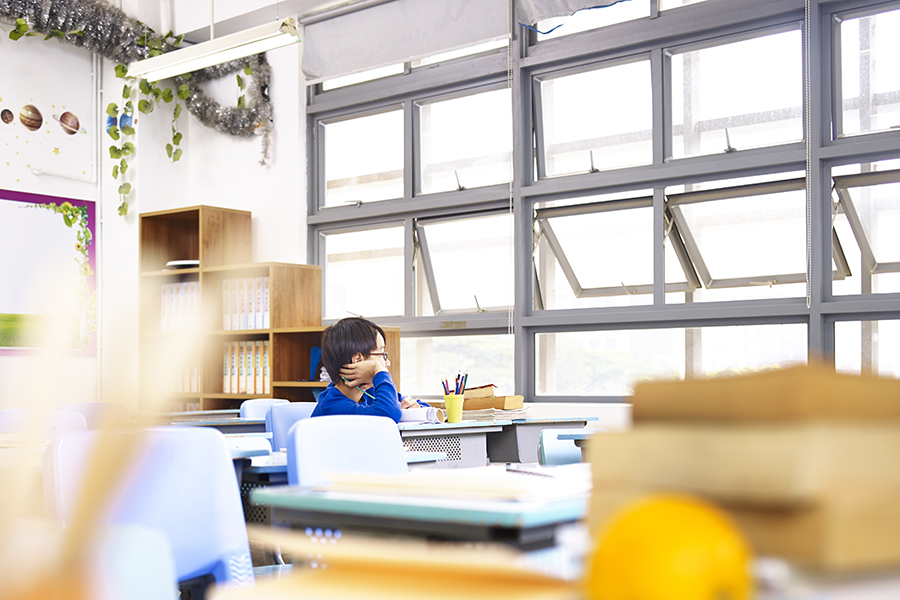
[0, 34, 96, 190]
[0, 189, 96, 355]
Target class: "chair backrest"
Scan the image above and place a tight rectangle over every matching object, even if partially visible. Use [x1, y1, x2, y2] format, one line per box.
[0, 408, 88, 438]
[44, 428, 253, 588]
[239, 398, 289, 420]
[59, 402, 129, 429]
[538, 429, 583, 466]
[286, 415, 408, 486]
[266, 402, 316, 451]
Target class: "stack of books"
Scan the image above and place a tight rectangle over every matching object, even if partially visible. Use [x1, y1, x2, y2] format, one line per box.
[433, 385, 531, 421]
[588, 363, 900, 573]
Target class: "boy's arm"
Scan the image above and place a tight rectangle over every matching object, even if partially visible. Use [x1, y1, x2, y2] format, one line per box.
[347, 371, 402, 422]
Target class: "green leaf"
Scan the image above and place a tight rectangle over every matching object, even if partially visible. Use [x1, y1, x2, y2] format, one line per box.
[9, 30, 25, 41]
[152, 87, 162, 101]
[166, 143, 173, 158]
[180, 73, 192, 81]
[122, 141, 135, 156]
[107, 125, 120, 141]
[118, 182, 132, 195]
[244, 65, 253, 75]
[120, 159, 128, 174]
[236, 74, 244, 88]
[63, 213, 73, 227]
[173, 34, 184, 47]
[148, 36, 162, 50]
[124, 101, 134, 113]
[149, 49, 162, 57]
[71, 30, 84, 37]
[109, 146, 122, 159]
[139, 79, 152, 94]
[173, 132, 183, 145]
[114, 64, 128, 78]
[237, 95, 245, 109]
[173, 148, 183, 162]
[106, 103, 118, 117]
[164, 30, 173, 39]
[161, 88, 174, 103]
[173, 104, 182, 120]
[137, 34, 147, 46]
[117, 202, 128, 216]
[14, 19, 29, 34]
[138, 99, 152, 114]
[112, 165, 119, 179]
[121, 125, 135, 136]
[122, 84, 132, 98]
[177, 84, 191, 100]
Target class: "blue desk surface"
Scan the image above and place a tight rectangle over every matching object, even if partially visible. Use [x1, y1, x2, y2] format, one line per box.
[242, 451, 447, 475]
[398, 420, 511, 432]
[509, 416, 598, 424]
[557, 432, 593, 441]
[252, 485, 587, 530]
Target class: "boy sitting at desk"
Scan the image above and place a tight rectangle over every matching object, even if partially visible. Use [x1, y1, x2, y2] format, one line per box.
[310, 317, 428, 423]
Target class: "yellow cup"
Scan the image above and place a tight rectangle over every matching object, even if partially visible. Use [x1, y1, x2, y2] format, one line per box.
[443, 394, 464, 423]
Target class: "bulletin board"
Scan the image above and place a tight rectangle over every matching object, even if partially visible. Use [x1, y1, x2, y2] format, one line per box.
[0, 189, 96, 355]
[0, 33, 96, 189]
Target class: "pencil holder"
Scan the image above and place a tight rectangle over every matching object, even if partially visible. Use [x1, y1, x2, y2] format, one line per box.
[443, 394, 463, 423]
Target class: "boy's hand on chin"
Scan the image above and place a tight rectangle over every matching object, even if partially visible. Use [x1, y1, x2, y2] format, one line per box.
[400, 397, 419, 409]
[340, 359, 386, 388]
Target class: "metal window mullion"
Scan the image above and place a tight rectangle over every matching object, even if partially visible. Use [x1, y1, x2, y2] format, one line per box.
[668, 178, 806, 205]
[405, 99, 415, 200]
[315, 120, 327, 213]
[535, 196, 653, 219]
[532, 76, 548, 180]
[414, 222, 442, 315]
[652, 48, 665, 166]
[405, 217, 415, 318]
[653, 188, 665, 305]
[318, 229, 328, 316]
[830, 13, 843, 139]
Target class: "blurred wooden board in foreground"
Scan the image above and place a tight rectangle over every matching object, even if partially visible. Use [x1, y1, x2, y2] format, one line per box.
[632, 363, 900, 421]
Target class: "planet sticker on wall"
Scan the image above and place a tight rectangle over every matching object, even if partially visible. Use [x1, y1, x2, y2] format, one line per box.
[19, 104, 43, 131]
[54, 111, 87, 135]
[1, 109, 12, 124]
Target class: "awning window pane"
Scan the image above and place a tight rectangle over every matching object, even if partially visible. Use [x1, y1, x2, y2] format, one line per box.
[539, 60, 652, 177]
[536, 1, 650, 41]
[324, 227, 405, 319]
[401, 334, 514, 398]
[419, 89, 512, 194]
[670, 28, 802, 159]
[417, 213, 513, 313]
[835, 320, 900, 378]
[323, 110, 404, 207]
[840, 8, 900, 136]
[659, 0, 710, 10]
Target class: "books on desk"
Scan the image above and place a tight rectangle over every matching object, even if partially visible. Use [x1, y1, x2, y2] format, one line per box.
[463, 407, 532, 422]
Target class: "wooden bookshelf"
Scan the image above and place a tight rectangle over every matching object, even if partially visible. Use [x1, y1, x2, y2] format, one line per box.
[138, 206, 400, 412]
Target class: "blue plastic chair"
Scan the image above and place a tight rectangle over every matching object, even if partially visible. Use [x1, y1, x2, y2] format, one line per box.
[538, 429, 583, 466]
[0, 408, 87, 437]
[266, 402, 316, 451]
[286, 415, 408, 487]
[59, 402, 129, 429]
[239, 398, 288, 420]
[44, 427, 254, 591]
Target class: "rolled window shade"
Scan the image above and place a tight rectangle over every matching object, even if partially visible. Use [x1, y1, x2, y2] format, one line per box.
[302, 0, 508, 82]
[517, 0, 630, 27]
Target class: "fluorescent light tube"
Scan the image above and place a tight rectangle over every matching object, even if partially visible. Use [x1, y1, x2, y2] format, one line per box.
[128, 18, 300, 81]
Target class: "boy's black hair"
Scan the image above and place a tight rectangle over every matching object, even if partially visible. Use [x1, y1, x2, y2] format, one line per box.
[321, 317, 386, 384]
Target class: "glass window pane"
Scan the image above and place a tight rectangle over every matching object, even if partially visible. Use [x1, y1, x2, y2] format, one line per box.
[833, 174, 900, 295]
[324, 227, 405, 319]
[659, 0, 710, 10]
[667, 184, 808, 302]
[535, 324, 807, 396]
[835, 320, 900, 378]
[418, 214, 513, 314]
[321, 63, 405, 91]
[323, 110, 404, 207]
[419, 89, 512, 194]
[540, 60, 652, 177]
[840, 8, 900, 136]
[536, 1, 650, 41]
[412, 39, 508, 67]
[401, 334, 514, 398]
[670, 29, 803, 159]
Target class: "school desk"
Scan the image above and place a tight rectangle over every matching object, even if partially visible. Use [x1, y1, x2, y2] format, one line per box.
[487, 417, 598, 463]
[252, 480, 587, 551]
[557, 431, 594, 460]
[398, 420, 510, 468]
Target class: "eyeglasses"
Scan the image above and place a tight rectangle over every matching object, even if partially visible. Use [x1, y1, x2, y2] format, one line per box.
[369, 351, 389, 360]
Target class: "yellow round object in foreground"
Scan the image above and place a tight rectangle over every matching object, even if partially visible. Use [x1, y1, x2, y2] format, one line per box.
[586, 494, 752, 600]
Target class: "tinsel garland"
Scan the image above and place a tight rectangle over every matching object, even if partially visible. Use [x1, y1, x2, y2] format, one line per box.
[0, 0, 273, 162]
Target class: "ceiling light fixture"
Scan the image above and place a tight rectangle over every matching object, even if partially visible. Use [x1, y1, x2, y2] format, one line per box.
[127, 17, 300, 81]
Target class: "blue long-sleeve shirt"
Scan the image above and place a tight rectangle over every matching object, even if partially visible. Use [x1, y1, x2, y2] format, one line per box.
[311, 371, 415, 422]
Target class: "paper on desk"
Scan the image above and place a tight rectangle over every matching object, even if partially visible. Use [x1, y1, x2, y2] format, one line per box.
[398, 407, 445, 423]
[463, 407, 532, 421]
[319, 466, 591, 501]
